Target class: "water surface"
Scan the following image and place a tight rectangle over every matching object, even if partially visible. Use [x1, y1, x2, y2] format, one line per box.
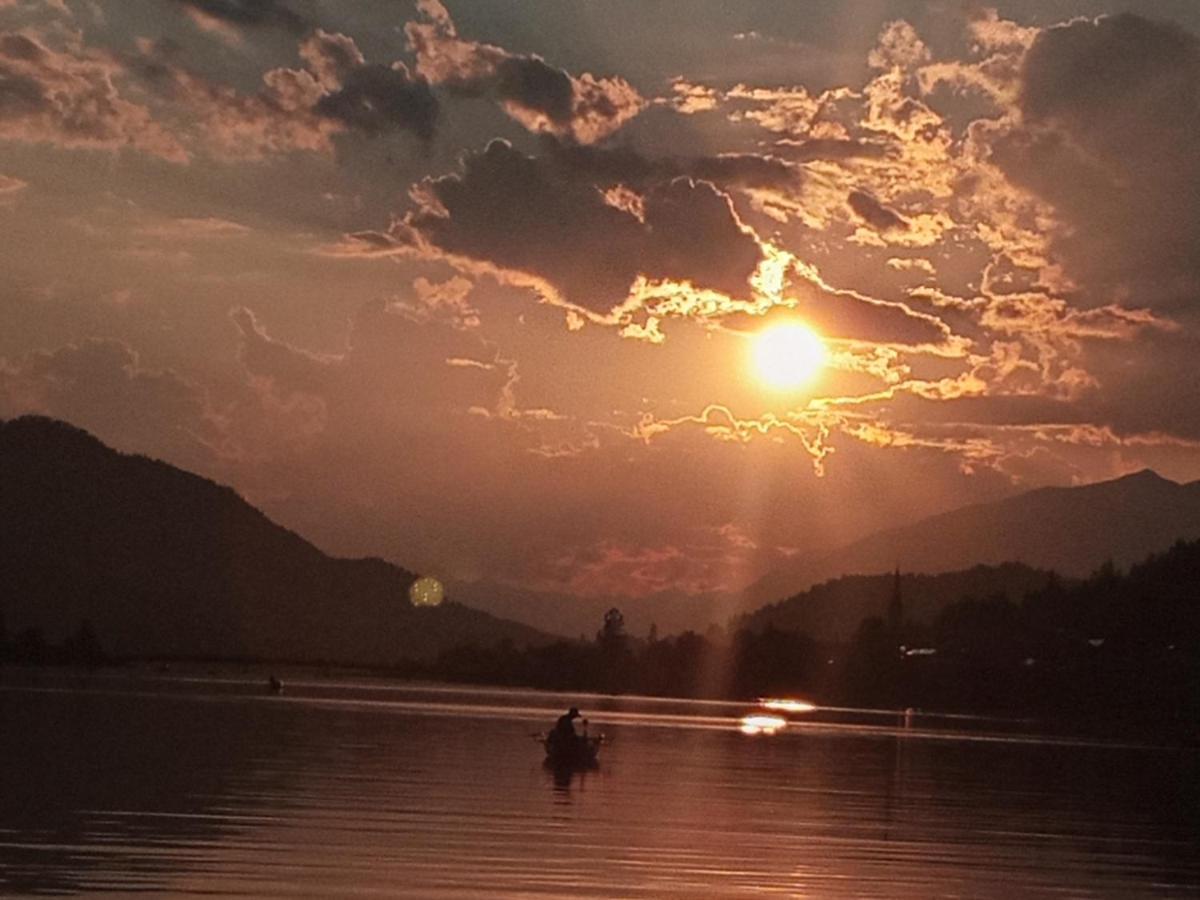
[2, 672, 1197, 897]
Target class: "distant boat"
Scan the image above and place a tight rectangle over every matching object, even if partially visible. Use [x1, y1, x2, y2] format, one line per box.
[541, 732, 603, 769]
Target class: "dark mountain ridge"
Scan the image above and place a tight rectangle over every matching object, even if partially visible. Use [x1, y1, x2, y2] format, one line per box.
[0, 416, 547, 664]
[458, 469, 1200, 639]
[745, 468, 1200, 608]
[737, 562, 1059, 642]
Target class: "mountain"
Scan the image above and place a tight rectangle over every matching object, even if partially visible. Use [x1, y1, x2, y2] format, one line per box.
[0, 416, 548, 664]
[737, 563, 1059, 642]
[461, 469, 1200, 639]
[745, 469, 1200, 607]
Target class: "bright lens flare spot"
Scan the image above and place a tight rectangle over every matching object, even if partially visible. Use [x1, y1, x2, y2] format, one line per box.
[752, 323, 827, 389]
[409, 576, 444, 608]
[759, 698, 817, 713]
[739, 714, 787, 735]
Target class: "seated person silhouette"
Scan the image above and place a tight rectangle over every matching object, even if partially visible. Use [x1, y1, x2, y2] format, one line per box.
[554, 707, 581, 739]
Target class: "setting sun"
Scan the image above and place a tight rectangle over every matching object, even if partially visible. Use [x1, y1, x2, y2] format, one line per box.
[752, 323, 827, 389]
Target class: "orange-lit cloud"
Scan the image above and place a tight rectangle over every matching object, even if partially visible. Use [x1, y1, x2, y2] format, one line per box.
[0, 30, 186, 160]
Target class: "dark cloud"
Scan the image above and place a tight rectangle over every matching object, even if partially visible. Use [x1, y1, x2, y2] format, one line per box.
[403, 139, 764, 313]
[495, 55, 573, 124]
[722, 284, 950, 347]
[173, 0, 306, 33]
[543, 139, 797, 191]
[126, 28, 436, 157]
[773, 138, 889, 162]
[795, 290, 947, 346]
[405, 4, 642, 144]
[0, 65, 44, 116]
[314, 62, 438, 141]
[994, 13, 1200, 306]
[847, 189, 907, 232]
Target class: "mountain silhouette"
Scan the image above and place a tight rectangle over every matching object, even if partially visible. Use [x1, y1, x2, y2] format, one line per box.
[738, 563, 1058, 642]
[745, 469, 1200, 607]
[458, 470, 1200, 639]
[0, 416, 547, 664]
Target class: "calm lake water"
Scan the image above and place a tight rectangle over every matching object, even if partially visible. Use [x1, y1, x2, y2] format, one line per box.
[2, 672, 1197, 897]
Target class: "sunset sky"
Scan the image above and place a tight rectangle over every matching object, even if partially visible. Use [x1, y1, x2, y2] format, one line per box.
[4, 0, 1200, 606]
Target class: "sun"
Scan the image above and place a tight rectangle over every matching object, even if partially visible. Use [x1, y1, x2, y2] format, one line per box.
[752, 322, 827, 389]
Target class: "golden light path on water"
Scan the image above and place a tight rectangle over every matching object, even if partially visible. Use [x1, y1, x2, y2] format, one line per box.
[760, 698, 818, 713]
[739, 713, 787, 735]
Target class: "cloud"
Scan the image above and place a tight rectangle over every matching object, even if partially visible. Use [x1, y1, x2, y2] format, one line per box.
[720, 275, 953, 350]
[991, 13, 1200, 305]
[312, 61, 438, 141]
[887, 256, 934, 276]
[847, 189, 907, 231]
[0, 30, 186, 160]
[130, 28, 437, 158]
[172, 0, 305, 34]
[772, 138, 889, 162]
[541, 139, 798, 192]
[0, 339, 218, 468]
[399, 139, 765, 315]
[135, 216, 249, 238]
[230, 306, 335, 396]
[0, 171, 26, 203]
[626, 402, 835, 474]
[405, 0, 642, 143]
[230, 295, 513, 420]
[400, 276, 480, 330]
[868, 20, 930, 71]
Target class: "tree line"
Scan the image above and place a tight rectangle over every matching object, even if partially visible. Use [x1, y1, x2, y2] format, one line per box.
[5, 539, 1197, 738]
[426, 541, 1200, 738]
[0, 615, 106, 667]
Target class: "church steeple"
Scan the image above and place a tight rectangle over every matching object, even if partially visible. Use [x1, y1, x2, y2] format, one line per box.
[886, 565, 903, 636]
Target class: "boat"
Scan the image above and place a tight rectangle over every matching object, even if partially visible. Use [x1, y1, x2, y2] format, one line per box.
[541, 731, 604, 769]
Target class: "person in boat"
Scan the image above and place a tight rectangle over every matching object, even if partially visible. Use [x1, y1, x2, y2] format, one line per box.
[553, 707, 582, 739]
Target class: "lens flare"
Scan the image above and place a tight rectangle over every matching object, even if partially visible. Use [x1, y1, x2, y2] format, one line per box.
[409, 576, 445, 607]
[752, 323, 827, 389]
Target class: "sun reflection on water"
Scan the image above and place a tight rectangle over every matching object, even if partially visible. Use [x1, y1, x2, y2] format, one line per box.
[759, 698, 817, 713]
[739, 714, 787, 735]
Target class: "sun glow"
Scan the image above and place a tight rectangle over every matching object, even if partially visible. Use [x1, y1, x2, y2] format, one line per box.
[752, 323, 827, 389]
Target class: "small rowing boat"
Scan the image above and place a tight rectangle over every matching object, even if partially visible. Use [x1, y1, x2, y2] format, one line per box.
[541, 732, 604, 768]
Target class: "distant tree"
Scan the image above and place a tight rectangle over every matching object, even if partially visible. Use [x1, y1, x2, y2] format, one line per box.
[598, 608, 626, 647]
[647, 622, 658, 645]
[597, 608, 632, 692]
[840, 616, 901, 705]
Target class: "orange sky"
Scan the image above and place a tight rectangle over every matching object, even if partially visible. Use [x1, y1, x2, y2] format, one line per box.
[3, 0, 1200, 604]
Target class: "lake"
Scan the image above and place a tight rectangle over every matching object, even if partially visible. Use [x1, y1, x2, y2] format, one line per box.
[2, 671, 1197, 897]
